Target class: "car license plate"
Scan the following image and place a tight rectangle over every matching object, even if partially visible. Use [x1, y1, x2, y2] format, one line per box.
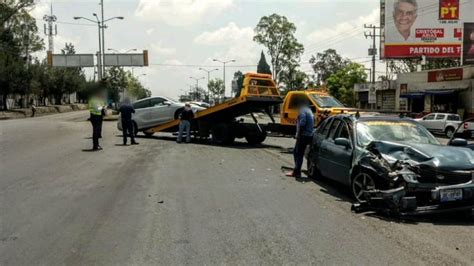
[440, 189, 463, 202]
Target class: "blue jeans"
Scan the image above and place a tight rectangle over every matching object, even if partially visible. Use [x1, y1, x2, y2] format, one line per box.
[178, 120, 191, 142]
[293, 135, 313, 176]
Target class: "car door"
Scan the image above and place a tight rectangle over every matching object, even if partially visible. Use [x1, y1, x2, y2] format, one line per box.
[328, 121, 353, 185]
[148, 97, 169, 125]
[132, 99, 152, 129]
[419, 113, 436, 131]
[433, 114, 446, 132]
[319, 119, 353, 184]
[318, 118, 341, 181]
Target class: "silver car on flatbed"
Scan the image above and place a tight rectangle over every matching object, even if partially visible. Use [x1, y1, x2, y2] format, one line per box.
[117, 96, 205, 137]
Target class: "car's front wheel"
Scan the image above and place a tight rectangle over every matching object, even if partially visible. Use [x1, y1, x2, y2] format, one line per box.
[351, 172, 376, 202]
[445, 127, 455, 138]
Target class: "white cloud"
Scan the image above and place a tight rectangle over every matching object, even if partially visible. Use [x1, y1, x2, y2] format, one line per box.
[306, 8, 379, 45]
[194, 22, 254, 46]
[146, 28, 155, 36]
[151, 42, 176, 56]
[135, 0, 234, 26]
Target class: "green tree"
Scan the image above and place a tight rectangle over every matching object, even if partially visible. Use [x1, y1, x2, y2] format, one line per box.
[309, 49, 349, 85]
[208, 78, 225, 103]
[253, 14, 304, 84]
[125, 71, 151, 100]
[280, 69, 308, 93]
[232, 71, 244, 97]
[105, 66, 127, 105]
[257, 51, 271, 74]
[326, 63, 367, 106]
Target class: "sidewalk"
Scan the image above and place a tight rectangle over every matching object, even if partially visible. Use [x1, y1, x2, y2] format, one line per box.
[0, 104, 88, 120]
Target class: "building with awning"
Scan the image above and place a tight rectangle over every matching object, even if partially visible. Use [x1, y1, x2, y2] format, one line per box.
[395, 65, 474, 118]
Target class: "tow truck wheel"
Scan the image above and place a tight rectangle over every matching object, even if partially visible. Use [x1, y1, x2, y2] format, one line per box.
[245, 131, 267, 145]
[211, 123, 235, 145]
[351, 172, 376, 202]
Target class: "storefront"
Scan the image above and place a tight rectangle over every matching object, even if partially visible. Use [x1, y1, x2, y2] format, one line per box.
[354, 81, 395, 110]
[396, 66, 474, 118]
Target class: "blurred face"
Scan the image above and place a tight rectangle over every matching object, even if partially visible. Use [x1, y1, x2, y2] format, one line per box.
[394, 2, 417, 33]
[470, 31, 474, 41]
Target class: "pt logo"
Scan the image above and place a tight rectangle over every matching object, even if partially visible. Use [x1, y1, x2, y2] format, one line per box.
[439, 0, 459, 20]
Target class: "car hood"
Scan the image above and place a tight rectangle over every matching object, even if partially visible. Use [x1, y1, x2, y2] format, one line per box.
[366, 141, 474, 171]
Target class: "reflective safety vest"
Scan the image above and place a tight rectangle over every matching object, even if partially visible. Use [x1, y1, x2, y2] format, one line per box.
[89, 98, 104, 116]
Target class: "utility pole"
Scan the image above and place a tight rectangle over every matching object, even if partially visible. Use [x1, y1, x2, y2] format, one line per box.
[212, 59, 235, 100]
[43, 2, 57, 53]
[100, 0, 105, 78]
[199, 68, 218, 103]
[364, 24, 381, 110]
[189, 76, 205, 101]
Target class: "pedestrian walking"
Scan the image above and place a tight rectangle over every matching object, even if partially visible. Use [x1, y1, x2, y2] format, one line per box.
[30, 100, 36, 117]
[88, 92, 106, 151]
[177, 103, 194, 143]
[286, 98, 314, 179]
[118, 98, 139, 146]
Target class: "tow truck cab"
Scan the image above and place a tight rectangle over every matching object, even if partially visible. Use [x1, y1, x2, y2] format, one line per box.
[280, 89, 355, 128]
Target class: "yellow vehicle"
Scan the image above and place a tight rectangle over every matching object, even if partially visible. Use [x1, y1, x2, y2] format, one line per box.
[145, 73, 352, 145]
[147, 73, 282, 145]
[280, 89, 354, 127]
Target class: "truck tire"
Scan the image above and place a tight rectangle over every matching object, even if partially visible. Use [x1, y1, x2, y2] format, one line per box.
[245, 131, 267, 145]
[211, 123, 235, 145]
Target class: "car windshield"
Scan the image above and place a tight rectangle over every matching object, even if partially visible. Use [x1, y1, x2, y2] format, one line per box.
[310, 94, 345, 108]
[356, 120, 440, 147]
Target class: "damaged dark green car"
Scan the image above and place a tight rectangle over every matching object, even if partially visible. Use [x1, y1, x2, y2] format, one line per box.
[306, 114, 474, 216]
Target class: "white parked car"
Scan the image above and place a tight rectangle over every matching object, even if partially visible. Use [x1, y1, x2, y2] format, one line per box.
[117, 96, 204, 136]
[415, 113, 471, 138]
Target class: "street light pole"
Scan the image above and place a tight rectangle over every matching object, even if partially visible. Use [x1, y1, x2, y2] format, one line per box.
[74, 16, 102, 79]
[189, 76, 205, 101]
[199, 68, 218, 103]
[100, 0, 105, 77]
[212, 59, 235, 101]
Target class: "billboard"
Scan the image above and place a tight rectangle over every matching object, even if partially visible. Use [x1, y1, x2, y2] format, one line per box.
[463, 22, 474, 65]
[47, 52, 95, 67]
[382, 0, 474, 59]
[103, 50, 149, 67]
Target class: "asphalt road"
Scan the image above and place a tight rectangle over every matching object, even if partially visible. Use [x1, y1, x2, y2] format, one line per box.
[1, 111, 473, 265]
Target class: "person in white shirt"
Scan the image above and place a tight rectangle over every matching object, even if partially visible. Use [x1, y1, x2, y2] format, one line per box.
[392, 0, 418, 42]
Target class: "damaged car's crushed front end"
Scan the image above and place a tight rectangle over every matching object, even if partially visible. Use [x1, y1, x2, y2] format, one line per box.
[352, 141, 474, 215]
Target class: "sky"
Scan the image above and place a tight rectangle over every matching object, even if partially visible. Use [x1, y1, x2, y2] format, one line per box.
[30, 0, 383, 99]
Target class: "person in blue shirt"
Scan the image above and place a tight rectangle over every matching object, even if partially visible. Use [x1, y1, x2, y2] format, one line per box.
[286, 98, 314, 178]
[118, 98, 139, 146]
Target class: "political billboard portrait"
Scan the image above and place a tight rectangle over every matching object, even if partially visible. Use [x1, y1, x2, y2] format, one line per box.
[383, 0, 474, 59]
[463, 23, 474, 65]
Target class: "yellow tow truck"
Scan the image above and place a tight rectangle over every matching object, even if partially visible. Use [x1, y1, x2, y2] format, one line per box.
[145, 73, 352, 145]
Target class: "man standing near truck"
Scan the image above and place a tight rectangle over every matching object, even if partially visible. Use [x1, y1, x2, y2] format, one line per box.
[286, 98, 314, 179]
[119, 98, 139, 146]
[177, 103, 194, 143]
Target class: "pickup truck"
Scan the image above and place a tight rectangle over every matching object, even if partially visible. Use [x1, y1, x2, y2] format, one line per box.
[415, 113, 474, 138]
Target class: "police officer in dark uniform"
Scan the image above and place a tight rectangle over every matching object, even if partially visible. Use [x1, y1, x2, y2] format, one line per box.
[119, 98, 139, 146]
[88, 92, 106, 151]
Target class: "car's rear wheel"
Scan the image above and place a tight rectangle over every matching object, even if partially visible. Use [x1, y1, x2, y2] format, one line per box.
[445, 127, 455, 138]
[174, 108, 184, 119]
[351, 172, 376, 202]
